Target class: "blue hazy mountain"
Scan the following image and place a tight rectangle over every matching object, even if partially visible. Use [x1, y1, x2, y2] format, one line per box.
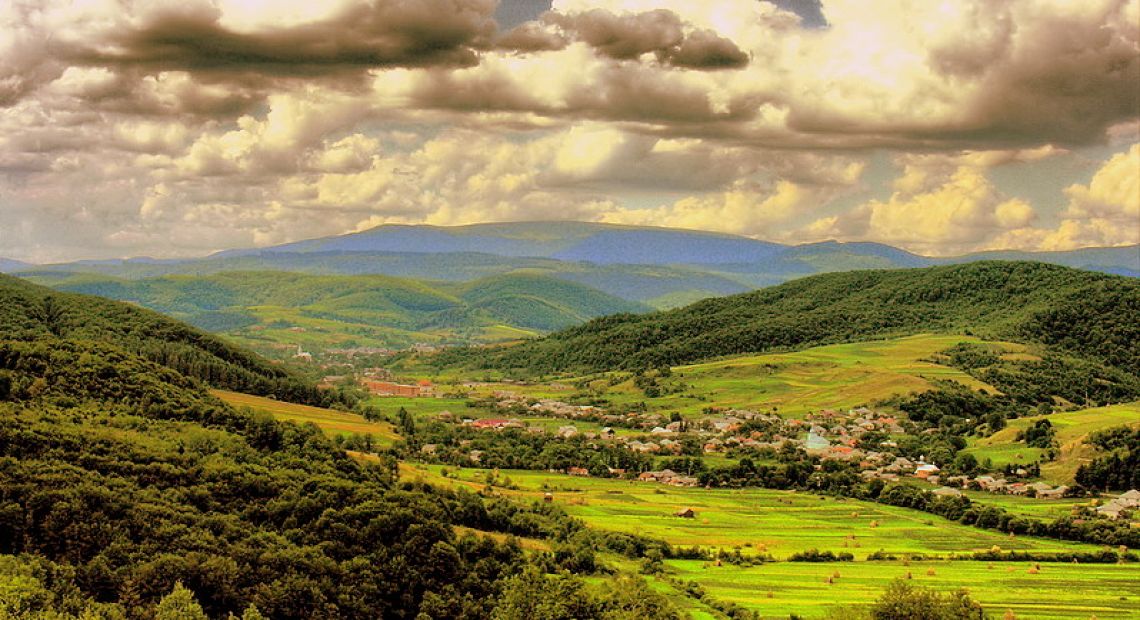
[214, 221, 787, 264]
[0, 257, 31, 273]
[15, 223, 1137, 309]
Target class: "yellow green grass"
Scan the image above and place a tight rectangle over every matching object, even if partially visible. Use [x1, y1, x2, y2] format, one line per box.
[956, 490, 1084, 521]
[363, 395, 469, 419]
[964, 401, 1140, 483]
[415, 334, 1011, 418]
[664, 559, 1140, 619]
[399, 465, 1107, 557]
[212, 389, 400, 443]
[653, 334, 1002, 416]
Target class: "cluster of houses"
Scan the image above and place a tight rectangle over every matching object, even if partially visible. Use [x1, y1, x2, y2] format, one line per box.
[1096, 489, 1140, 520]
[433, 397, 1086, 503]
[637, 469, 700, 487]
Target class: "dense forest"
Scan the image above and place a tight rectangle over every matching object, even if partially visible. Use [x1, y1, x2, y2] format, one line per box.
[432, 262, 1140, 377]
[0, 279, 685, 618]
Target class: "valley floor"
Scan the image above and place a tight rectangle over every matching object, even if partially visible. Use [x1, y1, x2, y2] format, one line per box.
[400, 465, 1140, 618]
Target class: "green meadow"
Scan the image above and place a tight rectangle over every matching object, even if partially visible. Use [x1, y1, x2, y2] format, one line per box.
[964, 401, 1140, 483]
[417, 334, 1008, 418]
[664, 559, 1140, 619]
[363, 394, 470, 418]
[660, 334, 1001, 417]
[400, 465, 1140, 618]
[400, 465, 1107, 557]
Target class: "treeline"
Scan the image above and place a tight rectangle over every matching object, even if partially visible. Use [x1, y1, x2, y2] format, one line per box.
[1075, 425, 1140, 491]
[429, 262, 1140, 377]
[399, 418, 662, 474]
[876, 485, 1139, 550]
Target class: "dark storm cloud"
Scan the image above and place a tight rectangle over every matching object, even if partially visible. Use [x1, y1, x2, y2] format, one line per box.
[67, 0, 499, 77]
[505, 8, 749, 69]
[668, 29, 750, 69]
[495, 21, 569, 52]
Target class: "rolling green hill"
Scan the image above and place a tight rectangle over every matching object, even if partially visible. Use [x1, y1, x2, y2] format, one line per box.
[442, 262, 1140, 376]
[0, 273, 328, 404]
[963, 401, 1140, 484]
[22, 251, 755, 306]
[29, 270, 649, 351]
[0, 278, 623, 619]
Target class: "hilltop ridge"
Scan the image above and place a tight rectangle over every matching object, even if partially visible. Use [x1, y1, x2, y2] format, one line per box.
[440, 261, 1140, 376]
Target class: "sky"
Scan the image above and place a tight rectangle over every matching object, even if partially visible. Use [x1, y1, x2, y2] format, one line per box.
[0, 0, 1137, 263]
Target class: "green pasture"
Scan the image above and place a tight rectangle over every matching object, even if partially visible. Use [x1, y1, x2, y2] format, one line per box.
[956, 490, 1083, 521]
[422, 334, 1007, 418]
[964, 401, 1140, 483]
[664, 558, 1140, 619]
[639, 334, 1004, 417]
[400, 465, 1108, 557]
[363, 395, 470, 419]
[408, 334, 1013, 420]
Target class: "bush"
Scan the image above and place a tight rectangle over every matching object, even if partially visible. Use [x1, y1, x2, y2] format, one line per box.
[788, 549, 854, 562]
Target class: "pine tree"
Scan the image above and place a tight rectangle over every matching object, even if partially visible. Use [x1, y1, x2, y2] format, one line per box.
[154, 582, 209, 620]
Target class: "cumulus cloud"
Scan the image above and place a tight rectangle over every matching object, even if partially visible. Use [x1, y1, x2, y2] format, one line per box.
[1064, 143, 1140, 222]
[540, 8, 749, 68]
[987, 143, 1140, 251]
[65, 0, 498, 75]
[599, 179, 833, 237]
[796, 154, 1046, 255]
[0, 0, 1138, 261]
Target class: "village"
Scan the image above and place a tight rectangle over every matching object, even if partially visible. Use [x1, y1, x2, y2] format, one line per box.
[411, 391, 1107, 506]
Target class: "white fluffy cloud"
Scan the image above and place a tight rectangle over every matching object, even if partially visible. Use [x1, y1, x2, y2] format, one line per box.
[985, 144, 1140, 251]
[799, 159, 1041, 255]
[0, 0, 1137, 261]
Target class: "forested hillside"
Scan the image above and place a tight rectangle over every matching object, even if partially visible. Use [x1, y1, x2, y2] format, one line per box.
[440, 262, 1140, 376]
[0, 274, 329, 405]
[0, 278, 680, 619]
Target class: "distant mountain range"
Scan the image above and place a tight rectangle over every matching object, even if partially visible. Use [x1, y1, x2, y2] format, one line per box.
[0, 257, 30, 273]
[9, 222, 1138, 311]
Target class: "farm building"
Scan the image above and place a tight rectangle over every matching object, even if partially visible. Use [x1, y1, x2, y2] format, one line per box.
[360, 380, 429, 397]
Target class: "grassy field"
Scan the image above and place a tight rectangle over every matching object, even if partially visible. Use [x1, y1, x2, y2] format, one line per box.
[659, 334, 1003, 417]
[213, 390, 401, 443]
[964, 401, 1140, 484]
[401, 465, 1139, 618]
[399, 465, 1107, 557]
[419, 334, 1008, 419]
[363, 395, 470, 419]
[664, 558, 1140, 619]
